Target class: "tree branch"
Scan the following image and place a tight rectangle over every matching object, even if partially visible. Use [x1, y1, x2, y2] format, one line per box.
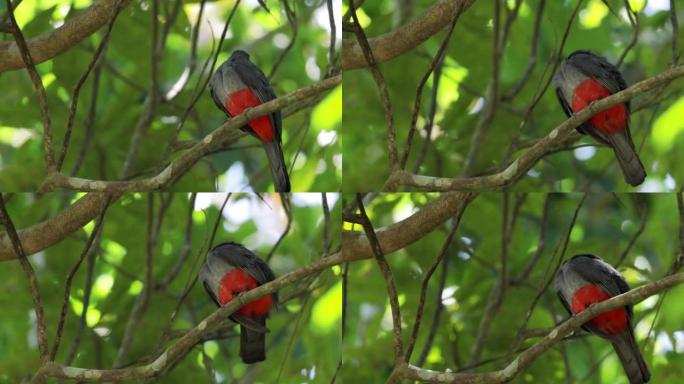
[0, 193, 119, 262]
[348, 0, 398, 170]
[0, 0, 132, 73]
[5, 0, 54, 171]
[405, 206, 466, 362]
[342, 192, 477, 262]
[353, 194, 404, 362]
[342, 0, 476, 70]
[58, 0, 125, 172]
[0, 194, 50, 363]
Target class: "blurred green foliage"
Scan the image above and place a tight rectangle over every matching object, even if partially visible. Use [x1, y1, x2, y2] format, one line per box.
[0, 0, 340, 191]
[342, 192, 684, 383]
[343, 0, 684, 192]
[0, 192, 341, 382]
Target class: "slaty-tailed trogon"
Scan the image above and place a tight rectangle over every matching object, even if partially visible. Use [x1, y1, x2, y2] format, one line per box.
[199, 242, 276, 364]
[209, 50, 291, 192]
[552, 50, 646, 186]
[555, 254, 650, 384]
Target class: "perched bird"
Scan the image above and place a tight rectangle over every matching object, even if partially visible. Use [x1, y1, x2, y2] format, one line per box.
[553, 50, 646, 186]
[199, 242, 276, 363]
[209, 50, 290, 192]
[555, 254, 650, 384]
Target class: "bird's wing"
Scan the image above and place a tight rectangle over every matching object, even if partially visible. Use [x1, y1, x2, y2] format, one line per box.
[573, 255, 633, 319]
[567, 51, 630, 112]
[203, 281, 220, 308]
[231, 59, 282, 142]
[211, 242, 275, 285]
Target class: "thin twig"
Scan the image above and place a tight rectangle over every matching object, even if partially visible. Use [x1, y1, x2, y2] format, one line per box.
[616, 198, 647, 267]
[322, 193, 332, 255]
[672, 188, 684, 273]
[70, 42, 107, 177]
[0, 194, 50, 363]
[118, 0, 162, 179]
[326, 0, 336, 65]
[348, 0, 399, 170]
[412, 58, 443, 174]
[330, 261, 348, 384]
[416, 240, 449, 366]
[353, 194, 404, 361]
[267, 195, 291, 262]
[58, 0, 125, 171]
[467, 192, 514, 366]
[51, 196, 112, 360]
[400, 3, 465, 170]
[268, 0, 297, 79]
[671, 0, 680, 65]
[165, 0, 207, 100]
[112, 193, 163, 368]
[461, 0, 503, 176]
[512, 194, 551, 284]
[157, 193, 197, 289]
[5, 0, 54, 171]
[617, 0, 638, 68]
[501, 0, 545, 101]
[64, 230, 103, 365]
[405, 205, 468, 362]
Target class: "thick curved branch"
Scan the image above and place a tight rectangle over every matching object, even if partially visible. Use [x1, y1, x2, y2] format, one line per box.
[342, 192, 476, 262]
[342, 0, 476, 70]
[0, 193, 117, 261]
[39, 75, 341, 192]
[386, 64, 684, 191]
[394, 271, 684, 383]
[0, 0, 131, 73]
[348, 0, 398, 169]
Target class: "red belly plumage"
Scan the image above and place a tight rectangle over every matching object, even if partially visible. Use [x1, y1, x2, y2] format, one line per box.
[218, 269, 273, 317]
[571, 284, 628, 335]
[226, 88, 274, 142]
[571, 79, 627, 134]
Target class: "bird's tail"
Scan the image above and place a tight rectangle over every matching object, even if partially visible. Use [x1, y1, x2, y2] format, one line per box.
[263, 141, 291, 192]
[240, 315, 267, 364]
[612, 329, 650, 384]
[607, 131, 646, 186]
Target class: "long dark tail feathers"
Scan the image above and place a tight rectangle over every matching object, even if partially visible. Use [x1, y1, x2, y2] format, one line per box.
[240, 316, 267, 364]
[612, 331, 650, 384]
[607, 132, 646, 187]
[263, 141, 291, 192]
